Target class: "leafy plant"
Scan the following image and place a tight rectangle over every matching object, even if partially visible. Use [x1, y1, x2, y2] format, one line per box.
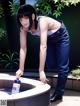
[60, 0, 80, 6]
[0, 50, 19, 69]
[0, 28, 7, 40]
[35, 0, 53, 16]
[71, 66, 80, 77]
[35, 0, 80, 18]
[0, 4, 4, 18]
[9, 0, 20, 15]
[52, 1, 64, 18]
[35, 0, 52, 16]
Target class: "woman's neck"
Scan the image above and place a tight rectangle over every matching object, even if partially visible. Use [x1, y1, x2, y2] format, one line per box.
[31, 21, 36, 32]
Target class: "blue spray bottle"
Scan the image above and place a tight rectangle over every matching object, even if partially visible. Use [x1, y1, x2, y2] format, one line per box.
[11, 78, 21, 94]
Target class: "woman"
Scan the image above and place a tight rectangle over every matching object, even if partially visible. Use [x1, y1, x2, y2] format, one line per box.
[16, 4, 70, 102]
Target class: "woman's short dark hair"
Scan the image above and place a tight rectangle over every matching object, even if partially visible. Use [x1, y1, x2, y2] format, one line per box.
[17, 4, 37, 29]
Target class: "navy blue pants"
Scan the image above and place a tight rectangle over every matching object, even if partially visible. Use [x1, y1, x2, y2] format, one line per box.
[46, 22, 70, 96]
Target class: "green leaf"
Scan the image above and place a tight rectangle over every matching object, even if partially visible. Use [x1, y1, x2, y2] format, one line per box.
[0, 60, 8, 63]
[14, 62, 18, 66]
[5, 63, 11, 68]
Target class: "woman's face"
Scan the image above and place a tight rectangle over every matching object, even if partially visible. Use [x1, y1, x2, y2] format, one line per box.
[19, 16, 30, 30]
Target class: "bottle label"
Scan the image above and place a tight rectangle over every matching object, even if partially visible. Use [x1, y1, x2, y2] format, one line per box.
[12, 83, 20, 94]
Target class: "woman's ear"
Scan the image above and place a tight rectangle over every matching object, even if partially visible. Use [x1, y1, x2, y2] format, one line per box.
[32, 13, 35, 20]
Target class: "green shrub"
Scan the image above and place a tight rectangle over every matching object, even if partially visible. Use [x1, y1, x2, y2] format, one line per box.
[7, 0, 80, 18]
[35, 0, 80, 18]
[0, 50, 19, 69]
[0, 4, 4, 18]
[71, 67, 80, 77]
[0, 28, 7, 40]
[9, 1, 20, 15]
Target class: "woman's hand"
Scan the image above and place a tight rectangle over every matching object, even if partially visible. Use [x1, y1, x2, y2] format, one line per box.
[16, 69, 23, 78]
[39, 71, 48, 83]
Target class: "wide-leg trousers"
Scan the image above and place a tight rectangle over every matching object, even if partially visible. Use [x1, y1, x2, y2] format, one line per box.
[46, 22, 70, 96]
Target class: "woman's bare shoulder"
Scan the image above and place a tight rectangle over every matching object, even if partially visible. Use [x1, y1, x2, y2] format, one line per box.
[37, 16, 57, 22]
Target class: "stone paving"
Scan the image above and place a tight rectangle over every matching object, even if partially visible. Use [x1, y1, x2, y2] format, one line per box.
[50, 89, 80, 106]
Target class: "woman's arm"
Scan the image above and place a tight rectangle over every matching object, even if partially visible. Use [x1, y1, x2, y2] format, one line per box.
[39, 18, 48, 83]
[16, 28, 27, 78]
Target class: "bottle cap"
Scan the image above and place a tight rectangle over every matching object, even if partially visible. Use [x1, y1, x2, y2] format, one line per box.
[14, 78, 21, 84]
